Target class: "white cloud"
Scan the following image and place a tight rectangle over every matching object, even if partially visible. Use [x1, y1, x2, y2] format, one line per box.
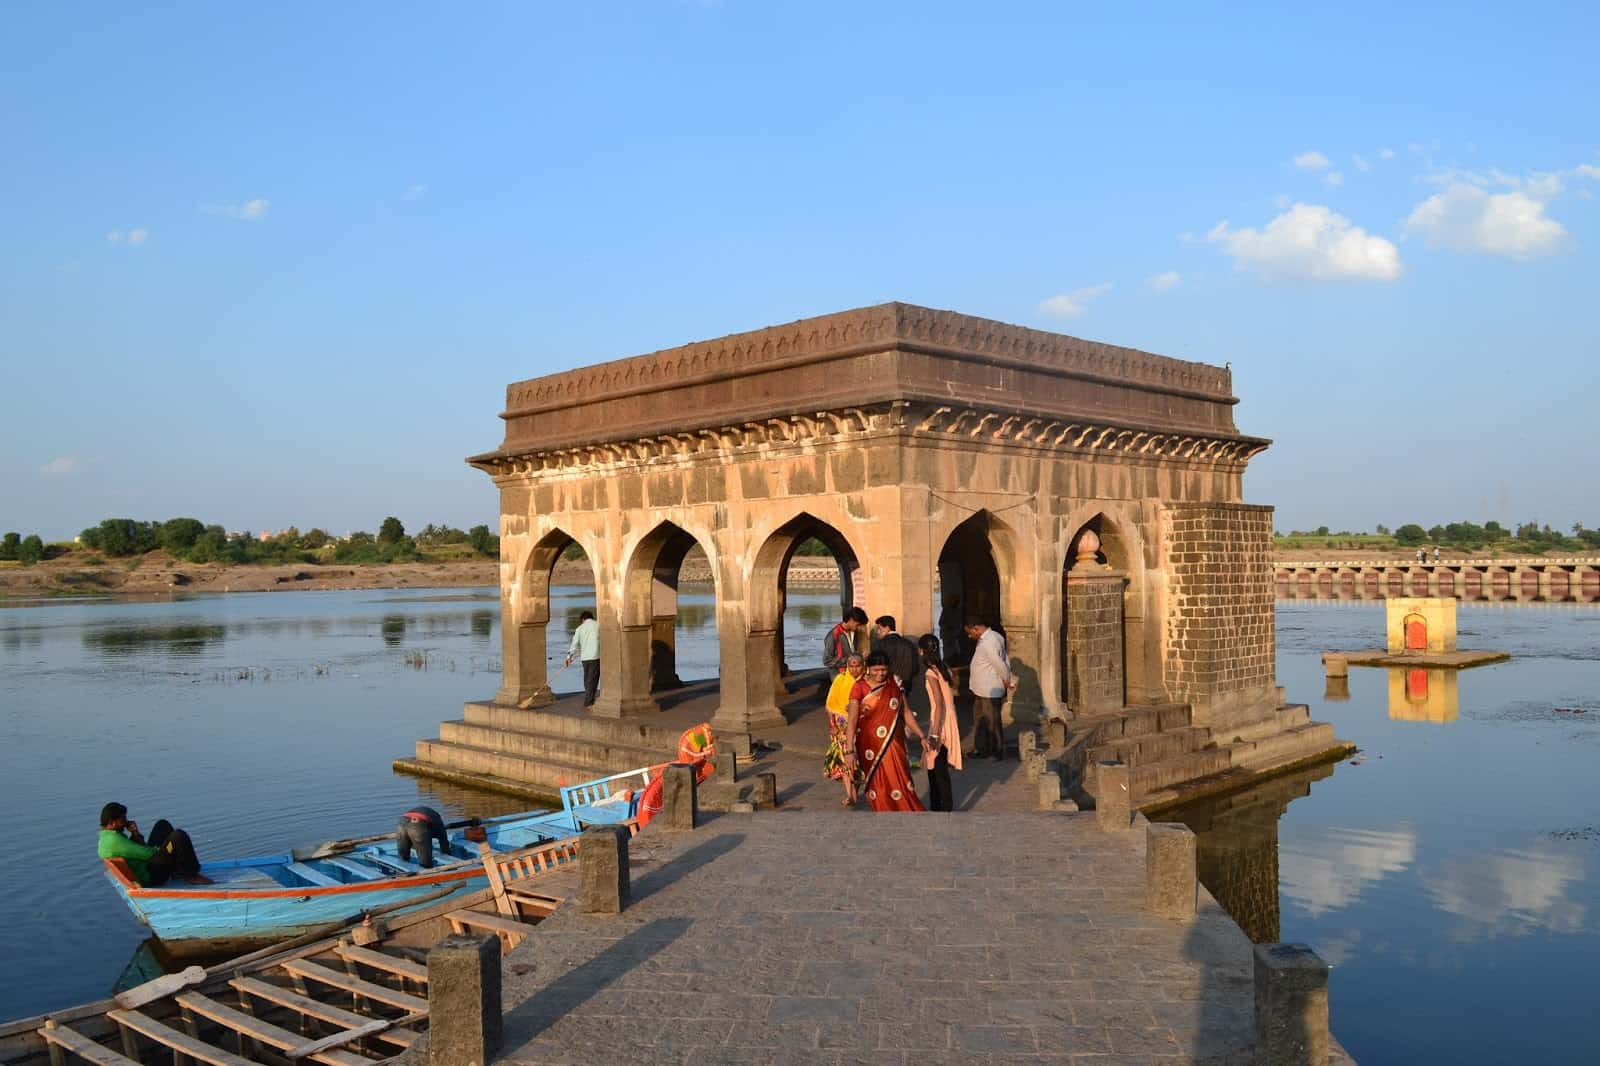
[1207, 203, 1402, 282]
[1379, 147, 1396, 160]
[204, 198, 270, 221]
[1038, 283, 1112, 319]
[1147, 270, 1181, 291]
[1353, 154, 1371, 172]
[1293, 150, 1332, 171]
[40, 456, 80, 476]
[1572, 163, 1600, 180]
[106, 231, 122, 244]
[1405, 183, 1565, 259]
[1281, 827, 1417, 916]
[403, 183, 427, 200]
[127, 228, 149, 245]
[1325, 171, 1345, 188]
[1422, 845, 1586, 942]
[106, 229, 149, 247]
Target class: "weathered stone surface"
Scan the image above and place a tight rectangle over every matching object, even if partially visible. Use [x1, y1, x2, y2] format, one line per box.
[752, 771, 778, 810]
[426, 933, 500, 1066]
[1146, 821, 1198, 919]
[713, 751, 737, 783]
[578, 825, 630, 914]
[1036, 770, 1060, 809]
[1254, 943, 1331, 1065]
[1094, 760, 1132, 831]
[662, 763, 698, 830]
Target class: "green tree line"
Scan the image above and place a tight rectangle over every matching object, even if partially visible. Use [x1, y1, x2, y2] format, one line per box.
[1277, 520, 1600, 553]
[52, 517, 501, 566]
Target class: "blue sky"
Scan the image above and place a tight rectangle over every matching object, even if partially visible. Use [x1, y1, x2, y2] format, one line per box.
[3, 2, 1596, 540]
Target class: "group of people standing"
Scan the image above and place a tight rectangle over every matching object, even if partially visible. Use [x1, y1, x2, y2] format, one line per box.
[821, 607, 1017, 813]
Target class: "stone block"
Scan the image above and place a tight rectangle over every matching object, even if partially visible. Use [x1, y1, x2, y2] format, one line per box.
[731, 800, 755, 813]
[1253, 943, 1330, 1066]
[1320, 653, 1347, 678]
[1045, 717, 1068, 748]
[699, 781, 739, 810]
[1036, 771, 1060, 809]
[714, 751, 738, 782]
[579, 825, 630, 914]
[427, 933, 501, 1066]
[727, 732, 754, 757]
[1092, 760, 1131, 832]
[753, 771, 778, 809]
[1018, 731, 1037, 760]
[662, 763, 699, 830]
[1145, 822, 1197, 920]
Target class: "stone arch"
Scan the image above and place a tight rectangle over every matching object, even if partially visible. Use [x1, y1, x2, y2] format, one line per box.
[593, 520, 719, 718]
[496, 525, 594, 707]
[934, 509, 1042, 724]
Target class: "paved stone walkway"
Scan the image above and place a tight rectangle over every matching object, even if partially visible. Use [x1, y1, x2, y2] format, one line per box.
[489, 811, 1353, 1065]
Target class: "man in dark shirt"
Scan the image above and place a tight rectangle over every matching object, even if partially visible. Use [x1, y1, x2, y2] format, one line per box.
[823, 606, 869, 673]
[873, 615, 921, 693]
[396, 806, 455, 868]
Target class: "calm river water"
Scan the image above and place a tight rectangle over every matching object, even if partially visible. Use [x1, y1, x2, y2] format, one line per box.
[1, 592, 1597, 1064]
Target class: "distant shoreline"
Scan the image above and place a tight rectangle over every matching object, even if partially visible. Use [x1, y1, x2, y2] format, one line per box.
[3, 546, 1590, 602]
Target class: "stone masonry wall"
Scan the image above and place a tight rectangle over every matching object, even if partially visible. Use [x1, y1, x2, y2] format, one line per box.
[1066, 575, 1125, 715]
[1159, 503, 1276, 710]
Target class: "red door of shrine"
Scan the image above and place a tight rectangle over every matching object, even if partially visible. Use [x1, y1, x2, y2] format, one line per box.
[1405, 617, 1427, 651]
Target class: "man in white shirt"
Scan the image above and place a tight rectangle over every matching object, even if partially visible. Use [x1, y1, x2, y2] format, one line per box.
[963, 620, 1015, 760]
[564, 609, 601, 707]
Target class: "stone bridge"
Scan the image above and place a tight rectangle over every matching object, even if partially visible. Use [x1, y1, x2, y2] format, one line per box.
[1276, 558, 1600, 602]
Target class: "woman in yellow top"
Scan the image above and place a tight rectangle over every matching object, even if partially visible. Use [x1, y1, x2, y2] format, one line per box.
[823, 652, 865, 804]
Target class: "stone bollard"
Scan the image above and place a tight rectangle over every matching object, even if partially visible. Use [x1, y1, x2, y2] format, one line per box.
[579, 824, 630, 914]
[1036, 771, 1060, 809]
[427, 934, 501, 1066]
[1018, 730, 1037, 762]
[1045, 717, 1068, 748]
[1145, 822, 1197, 919]
[1253, 944, 1331, 1066]
[1093, 760, 1131, 831]
[727, 732, 754, 757]
[662, 762, 699, 830]
[752, 772, 778, 809]
[714, 751, 738, 782]
[1320, 653, 1347, 678]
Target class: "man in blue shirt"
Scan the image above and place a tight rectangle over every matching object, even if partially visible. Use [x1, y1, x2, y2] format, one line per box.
[565, 609, 601, 707]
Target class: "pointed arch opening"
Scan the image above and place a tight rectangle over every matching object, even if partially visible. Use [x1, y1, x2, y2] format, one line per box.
[496, 526, 597, 707]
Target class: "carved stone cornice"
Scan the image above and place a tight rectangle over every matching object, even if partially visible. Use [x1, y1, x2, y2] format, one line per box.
[501, 302, 1234, 418]
[469, 400, 1269, 479]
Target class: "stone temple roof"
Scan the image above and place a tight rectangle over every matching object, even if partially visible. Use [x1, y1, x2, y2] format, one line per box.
[471, 302, 1254, 463]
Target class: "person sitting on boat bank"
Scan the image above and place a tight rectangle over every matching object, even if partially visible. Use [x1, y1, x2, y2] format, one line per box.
[395, 806, 454, 868]
[565, 609, 601, 708]
[97, 802, 212, 886]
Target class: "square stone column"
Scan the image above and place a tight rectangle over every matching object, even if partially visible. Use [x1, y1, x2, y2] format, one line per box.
[1065, 569, 1127, 717]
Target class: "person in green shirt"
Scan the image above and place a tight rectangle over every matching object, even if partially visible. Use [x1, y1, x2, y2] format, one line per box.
[97, 802, 212, 886]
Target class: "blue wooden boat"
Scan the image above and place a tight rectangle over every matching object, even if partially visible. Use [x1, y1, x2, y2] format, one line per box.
[101, 765, 656, 953]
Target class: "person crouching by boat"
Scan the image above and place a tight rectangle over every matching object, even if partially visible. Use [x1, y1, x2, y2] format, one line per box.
[98, 802, 212, 886]
[824, 652, 866, 805]
[918, 634, 963, 812]
[844, 651, 929, 812]
[396, 806, 453, 868]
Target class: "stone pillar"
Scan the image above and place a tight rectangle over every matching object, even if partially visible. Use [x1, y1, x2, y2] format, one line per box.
[496, 609, 552, 706]
[1426, 568, 1440, 597]
[1004, 625, 1045, 725]
[1092, 760, 1131, 831]
[753, 771, 778, 809]
[1036, 771, 1060, 809]
[579, 825, 630, 914]
[1253, 943, 1331, 1066]
[591, 613, 659, 718]
[1065, 562, 1127, 717]
[1146, 823, 1197, 919]
[712, 596, 788, 736]
[662, 763, 699, 830]
[713, 751, 737, 782]
[1537, 567, 1553, 601]
[1320, 653, 1347, 678]
[427, 934, 501, 1066]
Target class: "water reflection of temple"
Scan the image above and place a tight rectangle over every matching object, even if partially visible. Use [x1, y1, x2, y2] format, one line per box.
[1386, 667, 1459, 722]
[1160, 761, 1336, 943]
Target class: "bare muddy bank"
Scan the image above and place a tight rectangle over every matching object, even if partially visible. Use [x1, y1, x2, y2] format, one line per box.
[0, 555, 499, 598]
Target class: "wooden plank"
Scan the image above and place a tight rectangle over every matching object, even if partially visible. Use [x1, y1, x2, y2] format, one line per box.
[172, 993, 367, 1066]
[332, 943, 428, 983]
[322, 857, 382, 880]
[228, 978, 416, 1050]
[284, 862, 341, 887]
[283, 1019, 389, 1061]
[105, 1009, 256, 1066]
[447, 908, 532, 946]
[278, 960, 428, 1013]
[39, 1022, 140, 1066]
[112, 964, 207, 1010]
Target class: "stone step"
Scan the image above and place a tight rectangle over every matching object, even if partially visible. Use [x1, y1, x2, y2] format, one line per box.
[1068, 702, 1192, 742]
[1212, 705, 1312, 745]
[1227, 722, 1339, 772]
[440, 720, 666, 771]
[1088, 726, 1212, 768]
[463, 701, 692, 749]
[414, 738, 627, 791]
[1126, 747, 1235, 802]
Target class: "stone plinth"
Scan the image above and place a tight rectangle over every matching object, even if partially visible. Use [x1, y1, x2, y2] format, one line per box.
[1066, 569, 1126, 716]
[1254, 943, 1331, 1065]
[1146, 822, 1198, 919]
[426, 933, 501, 1066]
[579, 825, 630, 914]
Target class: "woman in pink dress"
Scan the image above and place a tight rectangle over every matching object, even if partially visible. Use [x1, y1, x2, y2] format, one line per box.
[844, 651, 929, 812]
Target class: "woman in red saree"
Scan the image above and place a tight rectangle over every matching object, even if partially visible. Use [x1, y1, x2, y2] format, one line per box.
[844, 651, 929, 812]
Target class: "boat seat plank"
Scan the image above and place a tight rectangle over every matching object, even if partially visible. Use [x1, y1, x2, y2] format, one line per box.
[40, 1023, 141, 1066]
[322, 857, 382, 880]
[333, 943, 428, 983]
[358, 854, 418, 874]
[284, 862, 342, 888]
[172, 993, 368, 1066]
[105, 1009, 257, 1066]
[279, 960, 428, 1013]
[228, 977, 416, 1049]
[448, 909, 534, 941]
